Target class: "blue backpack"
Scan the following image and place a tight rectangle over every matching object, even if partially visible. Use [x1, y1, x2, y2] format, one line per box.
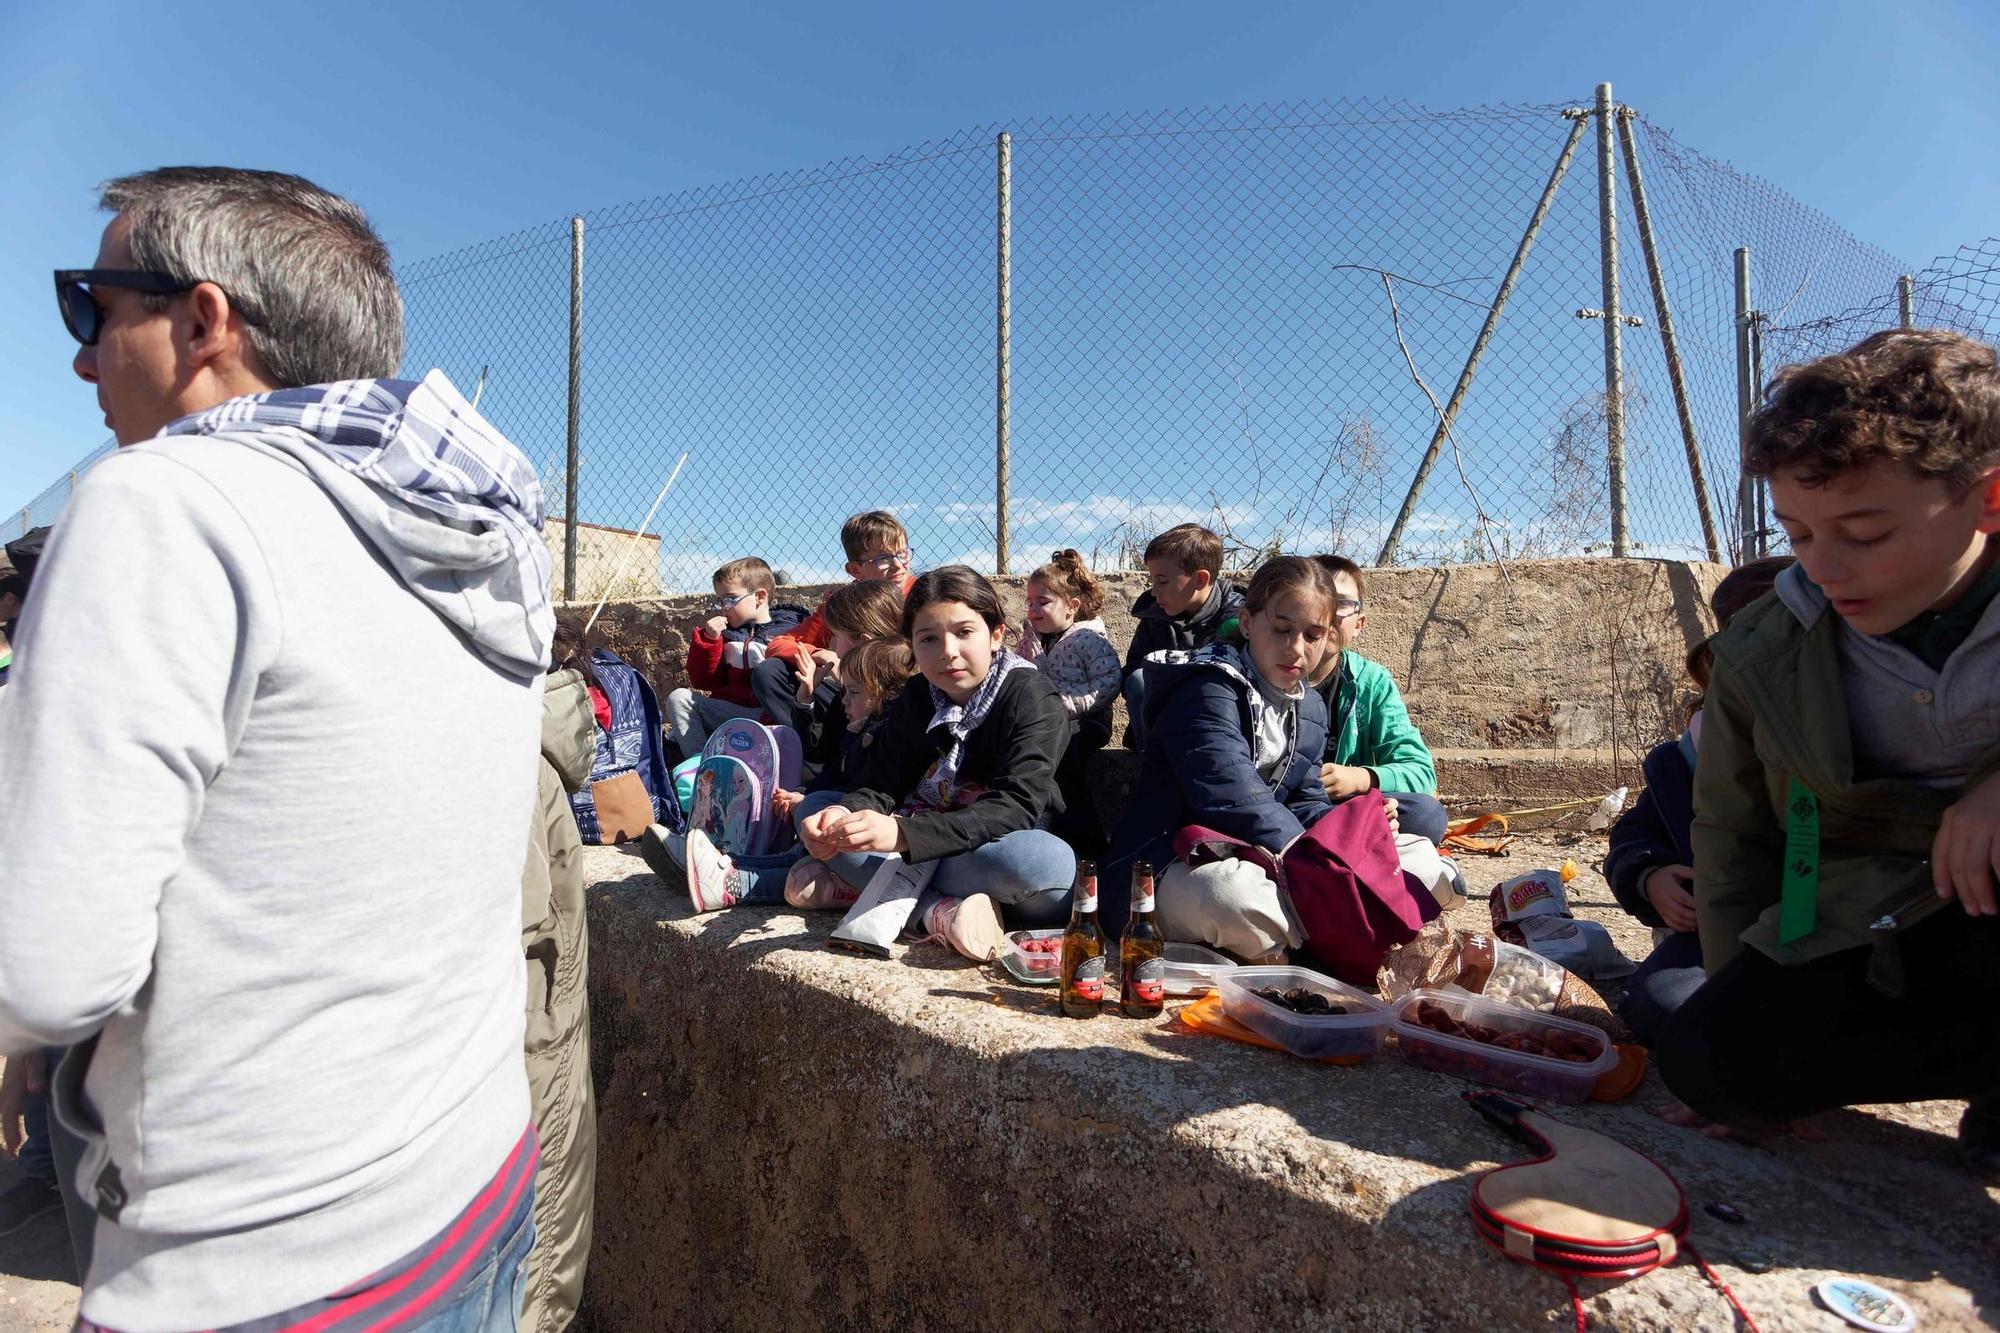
[570, 648, 680, 843]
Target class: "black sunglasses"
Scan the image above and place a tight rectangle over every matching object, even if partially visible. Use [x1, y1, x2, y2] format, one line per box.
[53, 269, 199, 346]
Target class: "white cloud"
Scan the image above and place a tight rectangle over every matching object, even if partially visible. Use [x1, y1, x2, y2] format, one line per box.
[923, 493, 1264, 538]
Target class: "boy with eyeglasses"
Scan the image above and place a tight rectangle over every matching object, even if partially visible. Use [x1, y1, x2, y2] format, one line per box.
[750, 511, 917, 732]
[665, 556, 809, 756]
[1308, 554, 1448, 846]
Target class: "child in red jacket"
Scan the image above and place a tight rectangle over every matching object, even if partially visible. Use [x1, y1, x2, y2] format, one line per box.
[750, 511, 917, 731]
[665, 557, 808, 755]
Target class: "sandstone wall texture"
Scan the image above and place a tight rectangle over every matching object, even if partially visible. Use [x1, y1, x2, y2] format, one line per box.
[581, 846, 1997, 1331]
[562, 558, 1727, 804]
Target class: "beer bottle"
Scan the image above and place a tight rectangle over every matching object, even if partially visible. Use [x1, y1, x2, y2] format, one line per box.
[1120, 860, 1166, 1018]
[1059, 860, 1106, 1018]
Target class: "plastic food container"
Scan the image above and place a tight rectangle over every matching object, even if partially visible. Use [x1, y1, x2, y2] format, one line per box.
[1160, 943, 1236, 998]
[1391, 988, 1615, 1104]
[999, 929, 1064, 985]
[1215, 965, 1391, 1061]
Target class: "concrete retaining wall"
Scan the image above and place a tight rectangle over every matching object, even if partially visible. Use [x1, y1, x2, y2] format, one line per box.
[581, 847, 1998, 1330]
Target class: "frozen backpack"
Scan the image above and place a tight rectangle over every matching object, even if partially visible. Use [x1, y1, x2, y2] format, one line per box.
[689, 753, 764, 857]
[570, 648, 680, 844]
[704, 719, 803, 853]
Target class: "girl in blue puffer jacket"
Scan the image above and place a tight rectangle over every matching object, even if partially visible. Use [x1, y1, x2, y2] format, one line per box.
[1101, 556, 1338, 958]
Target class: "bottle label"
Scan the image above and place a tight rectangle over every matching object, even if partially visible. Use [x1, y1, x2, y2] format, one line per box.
[1130, 956, 1165, 1003]
[1076, 889, 1098, 914]
[1073, 954, 1106, 1001]
[1132, 891, 1155, 914]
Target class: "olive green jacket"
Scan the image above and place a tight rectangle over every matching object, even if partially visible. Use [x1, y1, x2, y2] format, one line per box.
[521, 669, 596, 1331]
[1693, 578, 2000, 973]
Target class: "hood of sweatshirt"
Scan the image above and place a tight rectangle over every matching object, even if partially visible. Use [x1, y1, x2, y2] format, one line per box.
[1139, 640, 1302, 775]
[157, 371, 553, 679]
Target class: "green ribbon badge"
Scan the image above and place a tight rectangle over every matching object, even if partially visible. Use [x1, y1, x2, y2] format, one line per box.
[1778, 778, 1820, 944]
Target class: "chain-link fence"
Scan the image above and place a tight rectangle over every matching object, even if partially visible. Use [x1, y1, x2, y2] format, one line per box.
[14, 95, 2000, 591]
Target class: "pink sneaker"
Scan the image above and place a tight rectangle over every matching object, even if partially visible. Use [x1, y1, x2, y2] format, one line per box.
[921, 893, 1006, 962]
[685, 829, 744, 914]
[784, 860, 861, 910]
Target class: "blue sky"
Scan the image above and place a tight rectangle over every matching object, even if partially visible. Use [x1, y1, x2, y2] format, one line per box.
[4, 0, 1997, 583]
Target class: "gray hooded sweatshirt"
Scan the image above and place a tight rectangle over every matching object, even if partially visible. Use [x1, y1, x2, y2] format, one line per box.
[0, 374, 549, 1329]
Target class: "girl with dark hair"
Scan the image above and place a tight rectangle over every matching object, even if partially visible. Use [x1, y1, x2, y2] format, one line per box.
[1101, 556, 1338, 957]
[1020, 549, 1122, 857]
[798, 566, 1076, 960]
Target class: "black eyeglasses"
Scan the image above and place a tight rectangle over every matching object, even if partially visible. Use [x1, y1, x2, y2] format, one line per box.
[53, 270, 199, 346]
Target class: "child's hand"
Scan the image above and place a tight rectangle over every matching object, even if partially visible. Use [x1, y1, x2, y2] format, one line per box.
[793, 652, 818, 703]
[824, 809, 904, 854]
[800, 804, 851, 861]
[772, 789, 804, 822]
[1643, 864, 1699, 932]
[1382, 797, 1400, 835]
[703, 614, 728, 635]
[1321, 762, 1373, 800]
[1932, 771, 2000, 916]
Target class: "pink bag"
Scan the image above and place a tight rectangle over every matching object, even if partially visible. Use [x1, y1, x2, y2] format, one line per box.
[1174, 793, 1440, 987]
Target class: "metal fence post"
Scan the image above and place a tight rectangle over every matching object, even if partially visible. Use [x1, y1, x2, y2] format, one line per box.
[1594, 82, 1629, 558]
[565, 215, 584, 602]
[995, 132, 1013, 577]
[1750, 312, 1769, 557]
[1733, 246, 1756, 562]
[1377, 110, 1589, 566]
[1898, 274, 1915, 329]
[1616, 108, 1721, 563]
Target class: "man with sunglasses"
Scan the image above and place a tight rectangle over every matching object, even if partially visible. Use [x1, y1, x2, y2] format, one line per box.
[1, 169, 550, 1331]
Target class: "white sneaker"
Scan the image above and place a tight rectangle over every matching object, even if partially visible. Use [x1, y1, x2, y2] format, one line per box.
[685, 829, 744, 914]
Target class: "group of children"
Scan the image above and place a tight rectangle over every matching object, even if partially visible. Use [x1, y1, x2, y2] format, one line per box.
[644, 328, 2000, 1175]
[650, 508, 1449, 966]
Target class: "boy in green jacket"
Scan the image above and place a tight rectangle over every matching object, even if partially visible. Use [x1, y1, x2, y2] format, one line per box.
[1657, 329, 2000, 1177]
[1308, 556, 1446, 845]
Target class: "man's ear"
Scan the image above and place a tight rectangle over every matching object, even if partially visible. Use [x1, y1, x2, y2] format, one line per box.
[1975, 467, 2000, 535]
[183, 281, 255, 374]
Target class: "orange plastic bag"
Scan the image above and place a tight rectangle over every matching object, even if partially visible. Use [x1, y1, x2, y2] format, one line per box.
[1174, 993, 1370, 1066]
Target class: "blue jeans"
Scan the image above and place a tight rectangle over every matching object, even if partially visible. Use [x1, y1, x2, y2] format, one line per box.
[1121, 673, 1147, 749]
[729, 845, 805, 905]
[18, 1050, 55, 1183]
[1618, 930, 1706, 1047]
[404, 1205, 536, 1333]
[808, 826, 1077, 931]
[1381, 790, 1448, 847]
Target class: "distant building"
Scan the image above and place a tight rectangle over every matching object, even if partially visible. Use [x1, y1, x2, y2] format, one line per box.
[543, 517, 665, 602]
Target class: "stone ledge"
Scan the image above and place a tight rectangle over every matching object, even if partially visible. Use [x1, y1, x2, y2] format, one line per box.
[582, 845, 1996, 1331]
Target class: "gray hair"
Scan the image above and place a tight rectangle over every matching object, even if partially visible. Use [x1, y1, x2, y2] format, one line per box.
[100, 167, 403, 386]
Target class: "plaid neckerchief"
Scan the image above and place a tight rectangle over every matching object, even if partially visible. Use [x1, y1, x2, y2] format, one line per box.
[159, 371, 553, 676]
[912, 648, 1031, 811]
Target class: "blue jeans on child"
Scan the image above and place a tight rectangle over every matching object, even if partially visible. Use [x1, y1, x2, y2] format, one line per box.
[1382, 791, 1448, 846]
[798, 793, 1076, 930]
[1618, 930, 1706, 1047]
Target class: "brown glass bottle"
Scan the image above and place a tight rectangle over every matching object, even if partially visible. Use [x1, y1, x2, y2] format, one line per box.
[1059, 860, 1106, 1018]
[1120, 860, 1166, 1017]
